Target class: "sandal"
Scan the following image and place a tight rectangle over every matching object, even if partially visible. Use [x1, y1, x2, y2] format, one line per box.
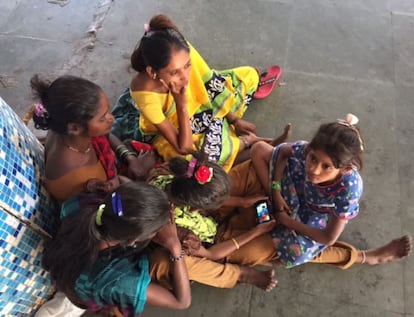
[253, 65, 282, 99]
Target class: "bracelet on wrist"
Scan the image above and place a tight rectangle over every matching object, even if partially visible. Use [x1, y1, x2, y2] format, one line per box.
[229, 117, 239, 125]
[271, 180, 282, 191]
[124, 151, 138, 159]
[116, 145, 138, 163]
[115, 145, 128, 158]
[169, 249, 186, 262]
[231, 238, 240, 250]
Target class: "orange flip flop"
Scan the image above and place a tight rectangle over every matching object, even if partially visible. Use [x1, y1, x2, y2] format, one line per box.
[253, 65, 282, 99]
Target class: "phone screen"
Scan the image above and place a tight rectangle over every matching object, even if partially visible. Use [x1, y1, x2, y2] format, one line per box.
[255, 201, 271, 223]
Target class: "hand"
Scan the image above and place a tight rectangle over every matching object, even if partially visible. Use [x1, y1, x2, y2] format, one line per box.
[240, 131, 260, 149]
[234, 119, 257, 135]
[182, 232, 202, 256]
[240, 195, 269, 208]
[255, 219, 277, 234]
[160, 79, 187, 107]
[152, 209, 181, 253]
[273, 191, 291, 214]
[127, 150, 157, 180]
[85, 177, 120, 193]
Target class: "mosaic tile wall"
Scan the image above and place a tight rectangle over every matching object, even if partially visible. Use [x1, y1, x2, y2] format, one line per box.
[0, 97, 57, 316]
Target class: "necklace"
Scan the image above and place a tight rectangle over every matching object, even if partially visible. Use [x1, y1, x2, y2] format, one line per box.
[66, 143, 92, 154]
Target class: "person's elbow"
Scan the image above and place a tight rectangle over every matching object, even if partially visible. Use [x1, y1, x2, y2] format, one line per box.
[176, 295, 191, 309]
[323, 232, 340, 246]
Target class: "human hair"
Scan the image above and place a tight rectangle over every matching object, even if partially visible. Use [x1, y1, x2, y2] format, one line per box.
[30, 74, 103, 134]
[41, 181, 170, 293]
[307, 121, 364, 170]
[168, 153, 230, 211]
[131, 14, 190, 72]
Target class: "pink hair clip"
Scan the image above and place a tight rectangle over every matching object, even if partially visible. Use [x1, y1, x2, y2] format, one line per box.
[186, 157, 197, 178]
[34, 103, 48, 118]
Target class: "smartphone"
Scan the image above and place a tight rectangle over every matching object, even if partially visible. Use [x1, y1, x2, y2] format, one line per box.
[255, 200, 271, 224]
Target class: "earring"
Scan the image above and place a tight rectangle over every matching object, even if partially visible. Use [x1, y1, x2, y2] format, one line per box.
[153, 73, 157, 80]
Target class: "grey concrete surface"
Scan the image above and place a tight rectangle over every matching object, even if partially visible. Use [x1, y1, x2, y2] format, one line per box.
[0, 0, 413, 316]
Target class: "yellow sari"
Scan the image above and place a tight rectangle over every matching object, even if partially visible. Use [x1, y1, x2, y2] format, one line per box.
[130, 43, 259, 172]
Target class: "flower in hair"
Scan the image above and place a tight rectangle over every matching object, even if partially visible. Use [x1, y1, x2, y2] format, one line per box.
[34, 103, 48, 118]
[194, 165, 213, 185]
[337, 113, 364, 151]
[345, 113, 359, 125]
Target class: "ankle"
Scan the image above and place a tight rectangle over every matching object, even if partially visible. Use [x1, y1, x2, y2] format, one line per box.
[360, 250, 366, 264]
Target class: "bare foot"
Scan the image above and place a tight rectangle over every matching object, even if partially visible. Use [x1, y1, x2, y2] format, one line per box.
[270, 123, 292, 146]
[362, 235, 412, 265]
[238, 267, 278, 292]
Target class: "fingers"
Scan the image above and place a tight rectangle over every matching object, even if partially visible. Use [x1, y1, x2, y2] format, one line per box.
[159, 79, 186, 95]
[264, 219, 277, 227]
[159, 78, 169, 90]
[250, 194, 268, 202]
[179, 84, 188, 94]
[137, 150, 152, 157]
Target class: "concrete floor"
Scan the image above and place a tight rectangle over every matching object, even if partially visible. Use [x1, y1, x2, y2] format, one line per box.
[1, 0, 414, 316]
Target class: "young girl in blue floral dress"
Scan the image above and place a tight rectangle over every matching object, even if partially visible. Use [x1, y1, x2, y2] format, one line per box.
[251, 114, 411, 268]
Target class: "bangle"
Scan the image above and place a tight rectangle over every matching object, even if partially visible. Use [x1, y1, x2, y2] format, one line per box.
[116, 145, 130, 161]
[271, 180, 281, 191]
[231, 238, 240, 250]
[169, 249, 185, 262]
[116, 145, 138, 159]
[119, 149, 130, 161]
[115, 144, 128, 155]
[229, 117, 239, 125]
[124, 151, 138, 159]
[240, 137, 250, 150]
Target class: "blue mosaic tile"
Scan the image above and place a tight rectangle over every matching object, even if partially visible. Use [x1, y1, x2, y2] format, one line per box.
[0, 98, 57, 315]
[0, 98, 59, 236]
[0, 209, 54, 316]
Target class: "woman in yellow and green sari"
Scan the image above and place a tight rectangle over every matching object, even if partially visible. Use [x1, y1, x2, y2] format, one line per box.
[130, 14, 271, 172]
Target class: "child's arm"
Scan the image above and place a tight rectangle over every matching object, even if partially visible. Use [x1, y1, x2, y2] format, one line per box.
[147, 212, 191, 309]
[251, 142, 292, 212]
[277, 212, 347, 245]
[186, 220, 276, 261]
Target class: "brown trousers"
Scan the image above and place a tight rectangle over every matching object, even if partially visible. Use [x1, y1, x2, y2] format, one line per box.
[150, 248, 241, 289]
[149, 160, 358, 289]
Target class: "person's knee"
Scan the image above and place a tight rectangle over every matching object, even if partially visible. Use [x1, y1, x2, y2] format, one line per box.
[250, 141, 270, 156]
[250, 141, 270, 159]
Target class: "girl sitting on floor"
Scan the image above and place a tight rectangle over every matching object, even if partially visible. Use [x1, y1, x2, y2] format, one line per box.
[250, 114, 412, 268]
[130, 14, 281, 172]
[42, 181, 191, 316]
[31, 74, 156, 202]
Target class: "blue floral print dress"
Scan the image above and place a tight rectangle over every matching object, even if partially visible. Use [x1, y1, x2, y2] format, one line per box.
[269, 141, 363, 268]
